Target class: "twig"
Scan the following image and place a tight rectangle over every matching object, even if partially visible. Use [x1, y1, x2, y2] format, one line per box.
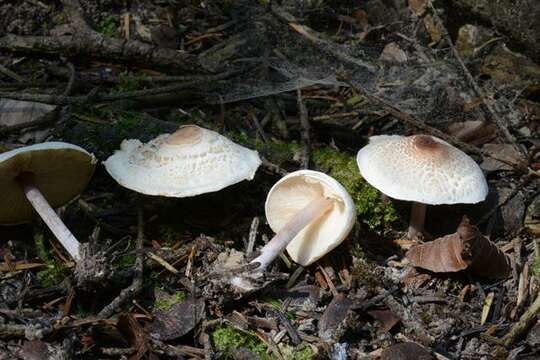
[246, 216, 259, 257]
[0, 72, 232, 106]
[500, 291, 540, 346]
[98, 204, 145, 318]
[297, 88, 310, 169]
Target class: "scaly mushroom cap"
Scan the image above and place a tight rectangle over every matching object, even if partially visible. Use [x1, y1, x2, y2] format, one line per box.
[356, 135, 488, 205]
[265, 170, 356, 266]
[103, 125, 262, 197]
[0, 142, 96, 225]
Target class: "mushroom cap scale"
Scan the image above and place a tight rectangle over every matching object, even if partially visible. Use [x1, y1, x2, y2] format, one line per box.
[265, 170, 356, 266]
[103, 125, 262, 197]
[356, 135, 488, 205]
[0, 142, 96, 225]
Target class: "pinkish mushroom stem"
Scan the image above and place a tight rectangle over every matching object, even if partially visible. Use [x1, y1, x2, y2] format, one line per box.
[250, 196, 334, 270]
[408, 202, 427, 239]
[18, 174, 81, 261]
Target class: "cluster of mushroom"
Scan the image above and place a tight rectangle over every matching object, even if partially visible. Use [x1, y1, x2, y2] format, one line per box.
[0, 124, 488, 275]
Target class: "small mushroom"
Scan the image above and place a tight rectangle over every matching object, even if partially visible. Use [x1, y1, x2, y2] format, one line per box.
[356, 134, 488, 238]
[104, 124, 261, 196]
[251, 170, 355, 269]
[0, 142, 97, 260]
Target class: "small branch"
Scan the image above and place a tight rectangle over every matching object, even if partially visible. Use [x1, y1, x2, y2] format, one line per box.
[0, 72, 232, 106]
[500, 291, 540, 346]
[98, 204, 145, 318]
[250, 197, 334, 269]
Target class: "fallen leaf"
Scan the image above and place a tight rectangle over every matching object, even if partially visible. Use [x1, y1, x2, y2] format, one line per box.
[149, 297, 205, 341]
[408, 0, 427, 16]
[0, 99, 56, 128]
[318, 293, 352, 342]
[380, 43, 408, 63]
[423, 15, 441, 45]
[381, 342, 434, 360]
[406, 217, 511, 278]
[447, 120, 496, 145]
[20, 340, 50, 360]
[367, 309, 401, 332]
[481, 143, 524, 171]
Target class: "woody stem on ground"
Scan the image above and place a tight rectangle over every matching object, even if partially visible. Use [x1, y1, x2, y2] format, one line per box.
[250, 196, 334, 270]
[17, 173, 81, 261]
[408, 202, 427, 239]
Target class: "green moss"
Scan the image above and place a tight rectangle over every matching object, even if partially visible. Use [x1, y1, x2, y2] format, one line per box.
[531, 256, 540, 277]
[34, 232, 70, 287]
[116, 74, 143, 92]
[155, 291, 187, 311]
[212, 325, 270, 359]
[97, 15, 119, 37]
[312, 147, 398, 230]
[212, 325, 314, 360]
[114, 254, 136, 269]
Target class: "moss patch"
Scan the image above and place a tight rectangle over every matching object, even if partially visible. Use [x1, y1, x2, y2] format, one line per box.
[212, 325, 314, 360]
[155, 291, 187, 311]
[34, 232, 70, 287]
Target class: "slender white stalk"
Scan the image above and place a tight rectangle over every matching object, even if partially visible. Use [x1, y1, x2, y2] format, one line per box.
[408, 202, 427, 239]
[20, 176, 81, 261]
[251, 196, 334, 270]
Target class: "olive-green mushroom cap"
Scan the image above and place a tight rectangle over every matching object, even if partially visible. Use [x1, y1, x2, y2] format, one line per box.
[0, 142, 96, 225]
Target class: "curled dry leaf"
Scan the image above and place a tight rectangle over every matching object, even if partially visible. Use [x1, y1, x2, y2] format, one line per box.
[406, 217, 511, 279]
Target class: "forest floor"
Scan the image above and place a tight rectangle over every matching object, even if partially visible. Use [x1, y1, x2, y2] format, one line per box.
[0, 0, 539, 359]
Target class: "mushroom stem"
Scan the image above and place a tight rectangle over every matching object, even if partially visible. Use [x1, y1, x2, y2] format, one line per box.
[18, 175, 81, 261]
[251, 196, 334, 270]
[408, 202, 427, 239]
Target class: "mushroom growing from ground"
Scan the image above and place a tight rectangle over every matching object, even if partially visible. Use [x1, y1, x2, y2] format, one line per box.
[104, 124, 261, 197]
[356, 134, 488, 239]
[250, 170, 355, 270]
[0, 142, 97, 260]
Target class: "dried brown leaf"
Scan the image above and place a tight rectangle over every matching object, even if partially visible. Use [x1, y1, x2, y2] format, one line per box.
[367, 309, 401, 332]
[447, 120, 497, 145]
[406, 217, 511, 278]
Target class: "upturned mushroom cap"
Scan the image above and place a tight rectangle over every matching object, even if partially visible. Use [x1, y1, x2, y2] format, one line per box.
[103, 125, 262, 197]
[265, 170, 355, 266]
[0, 142, 97, 225]
[356, 135, 488, 205]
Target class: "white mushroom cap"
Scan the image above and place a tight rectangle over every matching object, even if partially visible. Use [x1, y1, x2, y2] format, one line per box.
[265, 170, 356, 266]
[103, 125, 262, 197]
[356, 135, 488, 205]
[0, 142, 96, 225]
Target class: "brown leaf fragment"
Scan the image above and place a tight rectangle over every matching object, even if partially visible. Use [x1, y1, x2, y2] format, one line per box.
[381, 342, 434, 360]
[367, 309, 401, 332]
[446, 120, 496, 146]
[20, 340, 50, 360]
[406, 217, 511, 278]
[318, 293, 353, 342]
[117, 314, 150, 360]
[149, 297, 205, 341]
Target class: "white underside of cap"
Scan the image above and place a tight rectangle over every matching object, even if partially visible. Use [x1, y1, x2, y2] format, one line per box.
[103, 128, 261, 197]
[356, 135, 488, 205]
[265, 170, 356, 266]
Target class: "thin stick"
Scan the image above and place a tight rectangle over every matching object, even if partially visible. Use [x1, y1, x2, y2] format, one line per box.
[500, 291, 540, 346]
[408, 202, 427, 239]
[98, 204, 144, 318]
[20, 177, 81, 261]
[250, 197, 334, 270]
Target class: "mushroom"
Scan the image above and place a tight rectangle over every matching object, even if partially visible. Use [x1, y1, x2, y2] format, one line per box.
[0, 142, 97, 260]
[251, 170, 355, 270]
[103, 124, 261, 197]
[356, 134, 488, 239]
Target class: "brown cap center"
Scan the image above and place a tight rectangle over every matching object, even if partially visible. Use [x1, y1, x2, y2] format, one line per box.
[166, 125, 202, 145]
[412, 135, 443, 152]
